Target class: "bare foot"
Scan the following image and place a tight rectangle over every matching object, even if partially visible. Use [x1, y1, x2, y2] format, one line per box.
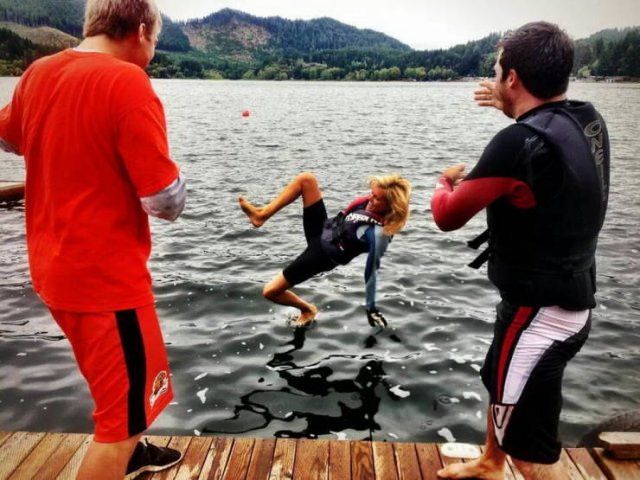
[238, 196, 266, 228]
[437, 457, 505, 479]
[292, 305, 318, 327]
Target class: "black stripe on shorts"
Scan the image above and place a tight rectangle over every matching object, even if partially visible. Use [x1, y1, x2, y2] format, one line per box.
[116, 309, 147, 437]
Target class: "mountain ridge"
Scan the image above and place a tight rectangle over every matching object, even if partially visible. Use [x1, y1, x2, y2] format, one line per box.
[0, 1, 638, 80]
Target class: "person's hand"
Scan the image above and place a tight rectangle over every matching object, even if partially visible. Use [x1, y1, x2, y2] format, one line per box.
[367, 307, 388, 328]
[441, 163, 466, 186]
[474, 80, 504, 112]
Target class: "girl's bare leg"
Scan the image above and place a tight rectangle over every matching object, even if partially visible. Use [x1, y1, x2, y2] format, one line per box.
[239, 172, 323, 228]
[263, 273, 318, 326]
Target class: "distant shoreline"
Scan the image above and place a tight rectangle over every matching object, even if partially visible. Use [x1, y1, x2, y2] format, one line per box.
[1, 75, 638, 84]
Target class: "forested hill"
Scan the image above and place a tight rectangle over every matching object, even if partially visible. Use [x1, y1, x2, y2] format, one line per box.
[183, 8, 411, 57]
[0, 0, 638, 81]
[0, 0, 85, 37]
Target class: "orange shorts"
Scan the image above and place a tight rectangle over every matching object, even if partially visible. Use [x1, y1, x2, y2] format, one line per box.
[50, 304, 173, 443]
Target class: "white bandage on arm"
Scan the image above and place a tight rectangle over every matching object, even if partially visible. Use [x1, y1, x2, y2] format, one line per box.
[140, 174, 186, 221]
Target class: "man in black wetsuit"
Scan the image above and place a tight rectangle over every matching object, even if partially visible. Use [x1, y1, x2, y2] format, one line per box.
[431, 22, 610, 479]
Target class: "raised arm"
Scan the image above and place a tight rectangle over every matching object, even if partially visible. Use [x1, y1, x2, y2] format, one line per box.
[431, 125, 537, 231]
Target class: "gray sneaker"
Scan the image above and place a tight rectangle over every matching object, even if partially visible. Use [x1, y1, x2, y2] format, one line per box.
[125, 439, 183, 479]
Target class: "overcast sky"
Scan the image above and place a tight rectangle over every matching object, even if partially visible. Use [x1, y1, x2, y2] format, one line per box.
[155, 0, 640, 50]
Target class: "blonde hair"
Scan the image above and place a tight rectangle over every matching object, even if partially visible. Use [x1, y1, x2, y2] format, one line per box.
[84, 0, 162, 40]
[369, 174, 412, 236]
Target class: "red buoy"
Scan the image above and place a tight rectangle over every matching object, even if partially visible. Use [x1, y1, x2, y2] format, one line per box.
[242, 110, 250, 117]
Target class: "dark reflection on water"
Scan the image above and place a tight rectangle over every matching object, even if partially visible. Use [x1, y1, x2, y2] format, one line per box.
[205, 328, 407, 440]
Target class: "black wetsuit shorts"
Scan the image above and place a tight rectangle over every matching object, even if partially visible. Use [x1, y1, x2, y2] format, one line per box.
[282, 199, 337, 286]
[480, 300, 591, 464]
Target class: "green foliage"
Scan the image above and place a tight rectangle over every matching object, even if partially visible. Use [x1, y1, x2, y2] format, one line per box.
[0, 0, 84, 36]
[573, 27, 640, 77]
[0, 1, 191, 52]
[576, 65, 591, 79]
[427, 66, 458, 80]
[158, 15, 191, 52]
[0, 27, 54, 74]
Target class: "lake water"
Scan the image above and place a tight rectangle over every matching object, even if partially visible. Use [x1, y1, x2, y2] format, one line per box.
[1, 78, 639, 445]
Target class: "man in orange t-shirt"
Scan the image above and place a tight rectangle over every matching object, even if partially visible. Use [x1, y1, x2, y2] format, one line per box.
[0, 1, 186, 478]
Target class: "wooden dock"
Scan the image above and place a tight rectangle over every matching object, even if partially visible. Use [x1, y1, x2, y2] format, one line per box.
[0, 181, 25, 203]
[1, 431, 639, 479]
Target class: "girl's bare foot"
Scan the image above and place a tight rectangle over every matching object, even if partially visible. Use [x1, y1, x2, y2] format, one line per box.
[437, 457, 505, 479]
[292, 305, 318, 327]
[238, 196, 266, 228]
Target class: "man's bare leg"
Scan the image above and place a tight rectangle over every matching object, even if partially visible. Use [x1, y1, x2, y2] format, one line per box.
[511, 458, 565, 480]
[76, 434, 141, 480]
[263, 273, 318, 326]
[437, 407, 506, 479]
[239, 172, 323, 228]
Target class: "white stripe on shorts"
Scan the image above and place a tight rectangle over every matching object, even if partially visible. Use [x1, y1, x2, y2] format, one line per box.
[501, 306, 589, 405]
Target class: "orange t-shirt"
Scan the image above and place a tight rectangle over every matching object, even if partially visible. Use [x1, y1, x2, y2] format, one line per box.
[0, 50, 179, 312]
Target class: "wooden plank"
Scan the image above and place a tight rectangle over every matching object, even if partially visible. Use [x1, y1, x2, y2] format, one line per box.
[145, 436, 173, 447]
[246, 438, 276, 480]
[222, 437, 254, 480]
[199, 437, 234, 480]
[294, 439, 329, 480]
[270, 438, 296, 480]
[0, 433, 618, 480]
[174, 436, 215, 480]
[328, 440, 350, 480]
[0, 432, 46, 479]
[150, 436, 193, 480]
[56, 434, 93, 480]
[30, 433, 85, 480]
[599, 432, 640, 460]
[415, 443, 442, 479]
[566, 448, 607, 480]
[590, 447, 640, 480]
[0, 432, 13, 448]
[351, 441, 374, 480]
[559, 449, 587, 480]
[393, 443, 421, 480]
[0, 182, 25, 202]
[371, 442, 398, 480]
[9, 433, 65, 480]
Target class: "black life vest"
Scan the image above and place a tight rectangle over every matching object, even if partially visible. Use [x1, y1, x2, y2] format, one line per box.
[321, 197, 385, 265]
[470, 101, 610, 309]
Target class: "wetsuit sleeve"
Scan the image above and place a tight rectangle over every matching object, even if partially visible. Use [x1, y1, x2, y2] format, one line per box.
[431, 125, 537, 231]
[364, 225, 390, 310]
[343, 194, 372, 214]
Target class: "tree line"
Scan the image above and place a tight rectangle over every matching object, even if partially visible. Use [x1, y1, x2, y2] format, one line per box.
[147, 28, 640, 81]
[0, 18, 638, 81]
[0, 0, 85, 37]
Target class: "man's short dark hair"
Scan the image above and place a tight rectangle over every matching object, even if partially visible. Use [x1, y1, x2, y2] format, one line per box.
[499, 21, 574, 99]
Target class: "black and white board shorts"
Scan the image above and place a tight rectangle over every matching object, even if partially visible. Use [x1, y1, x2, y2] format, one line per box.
[480, 300, 591, 464]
